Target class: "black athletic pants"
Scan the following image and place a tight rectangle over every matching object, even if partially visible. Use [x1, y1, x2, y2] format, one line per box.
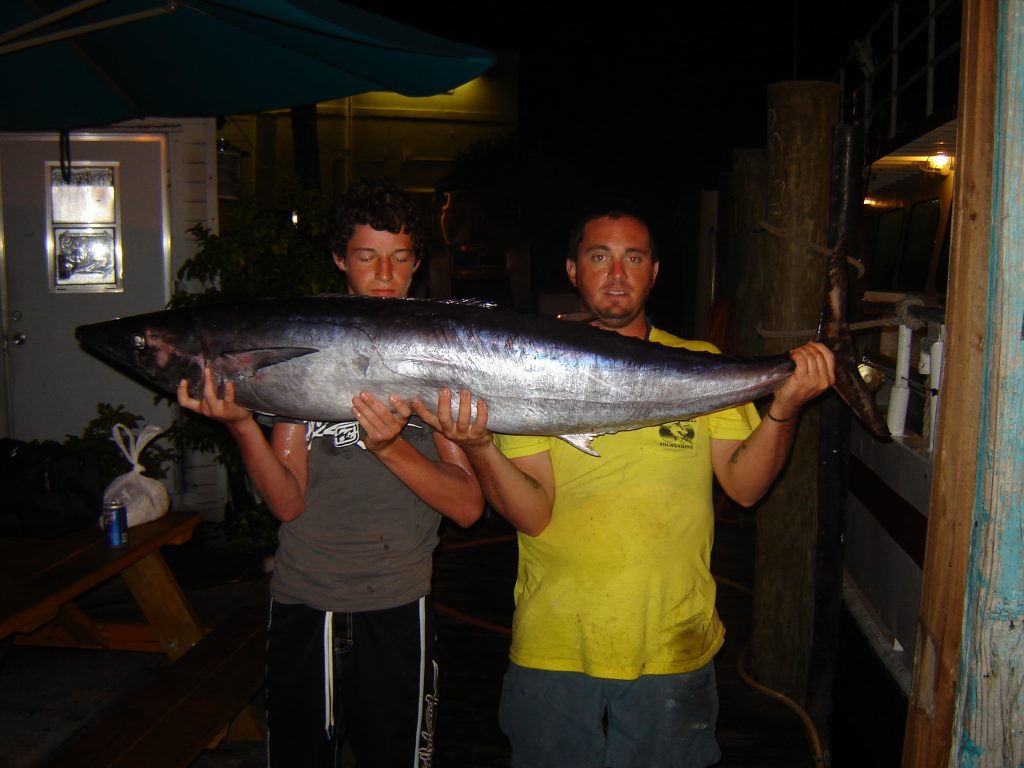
[265, 596, 439, 767]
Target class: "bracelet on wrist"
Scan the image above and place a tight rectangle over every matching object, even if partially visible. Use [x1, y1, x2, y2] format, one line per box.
[766, 410, 797, 423]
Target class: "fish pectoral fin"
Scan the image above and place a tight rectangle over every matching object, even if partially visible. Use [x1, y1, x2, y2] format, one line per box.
[218, 347, 318, 378]
[557, 433, 602, 456]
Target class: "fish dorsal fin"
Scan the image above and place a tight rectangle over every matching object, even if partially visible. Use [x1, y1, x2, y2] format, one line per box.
[218, 347, 318, 378]
[435, 298, 498, 309]
[557, 433, 602, 456]
[316, 294, 498, 311]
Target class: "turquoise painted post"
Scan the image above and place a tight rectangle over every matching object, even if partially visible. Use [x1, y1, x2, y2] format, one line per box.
[952, 1, 1024, 765]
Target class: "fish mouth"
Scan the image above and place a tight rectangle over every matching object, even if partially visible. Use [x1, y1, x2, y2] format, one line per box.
[75, 322, 121, 360]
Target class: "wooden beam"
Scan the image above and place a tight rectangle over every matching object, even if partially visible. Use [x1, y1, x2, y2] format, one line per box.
[901, 0, 997, 765]
[14, 619, 163, 653]
[948, 0, 1024, 761]
[120, 551, 206, 661]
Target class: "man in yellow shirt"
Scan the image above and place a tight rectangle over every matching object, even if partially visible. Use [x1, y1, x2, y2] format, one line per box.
[416, 203, 834, 767]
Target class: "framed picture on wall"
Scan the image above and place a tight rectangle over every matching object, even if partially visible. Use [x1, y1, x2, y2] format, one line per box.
[46, 163, 123, 292]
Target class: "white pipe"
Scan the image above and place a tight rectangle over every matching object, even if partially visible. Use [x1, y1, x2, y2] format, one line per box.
[927, 331, 944, 453]
[886, 323, 913, 436]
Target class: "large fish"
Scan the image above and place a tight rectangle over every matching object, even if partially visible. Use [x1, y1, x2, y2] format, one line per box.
[75, 266, 888, 456]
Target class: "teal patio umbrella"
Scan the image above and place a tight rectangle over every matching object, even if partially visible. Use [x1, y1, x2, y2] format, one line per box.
[0, 0, 496, 131]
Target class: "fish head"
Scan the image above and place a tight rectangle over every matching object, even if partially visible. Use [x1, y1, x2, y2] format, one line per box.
[76, 311, 204, 397]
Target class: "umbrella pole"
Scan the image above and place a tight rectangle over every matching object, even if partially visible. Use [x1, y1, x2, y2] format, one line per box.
[0, 1, 175, 55]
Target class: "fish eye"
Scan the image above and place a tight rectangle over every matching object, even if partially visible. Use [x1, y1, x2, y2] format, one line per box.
[132, 334, 146, 351]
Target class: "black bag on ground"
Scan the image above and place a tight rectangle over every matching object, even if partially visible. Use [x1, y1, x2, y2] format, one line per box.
[0, 438, 102, 538]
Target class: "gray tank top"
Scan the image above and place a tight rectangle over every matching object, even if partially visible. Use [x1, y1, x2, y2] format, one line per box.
[270, 417, 442, 612]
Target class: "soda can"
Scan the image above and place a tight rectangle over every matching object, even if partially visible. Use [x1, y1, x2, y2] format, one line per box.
[102, 500, 128, 548]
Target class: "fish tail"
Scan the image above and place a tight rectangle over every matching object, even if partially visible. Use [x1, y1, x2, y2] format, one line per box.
[816, 242, 891, 440]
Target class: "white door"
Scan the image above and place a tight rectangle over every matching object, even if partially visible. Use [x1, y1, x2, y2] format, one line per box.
[0, 134, 175, 443]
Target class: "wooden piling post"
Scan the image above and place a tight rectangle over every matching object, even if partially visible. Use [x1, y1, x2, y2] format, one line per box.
[748, 81, 839, 714]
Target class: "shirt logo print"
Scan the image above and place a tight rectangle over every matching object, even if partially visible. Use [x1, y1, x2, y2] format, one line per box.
[306, 420, 361, 450]
[655, 421, 696, 449]
[303, 419, 425, 451]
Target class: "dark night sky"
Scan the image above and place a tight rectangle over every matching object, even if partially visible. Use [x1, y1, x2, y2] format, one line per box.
[373, 1, 892, 186]
[353, 2, 894, 325]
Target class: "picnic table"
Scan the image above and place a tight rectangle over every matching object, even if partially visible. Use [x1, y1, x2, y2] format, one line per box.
[0, 509, 266, 767]
[0, 510, 205, 657]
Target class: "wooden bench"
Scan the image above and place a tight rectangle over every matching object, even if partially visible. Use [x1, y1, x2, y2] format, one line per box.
[43, 602, 267, 768]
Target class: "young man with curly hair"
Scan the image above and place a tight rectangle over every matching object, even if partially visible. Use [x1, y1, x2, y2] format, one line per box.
[178, 179, 483, 767]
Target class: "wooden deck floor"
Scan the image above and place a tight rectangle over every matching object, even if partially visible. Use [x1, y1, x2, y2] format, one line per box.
[1, 508, 819, 767]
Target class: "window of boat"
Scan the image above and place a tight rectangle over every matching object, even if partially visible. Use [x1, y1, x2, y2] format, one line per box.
[897, 198, 940, 292]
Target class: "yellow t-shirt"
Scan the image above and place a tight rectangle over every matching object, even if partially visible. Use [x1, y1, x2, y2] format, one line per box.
[494, 327, 759, 679]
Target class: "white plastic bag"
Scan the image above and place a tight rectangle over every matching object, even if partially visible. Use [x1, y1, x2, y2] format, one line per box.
[103, 424, 170, 527]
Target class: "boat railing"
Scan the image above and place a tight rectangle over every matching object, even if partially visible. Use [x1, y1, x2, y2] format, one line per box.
[856, 292, 946, 455]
